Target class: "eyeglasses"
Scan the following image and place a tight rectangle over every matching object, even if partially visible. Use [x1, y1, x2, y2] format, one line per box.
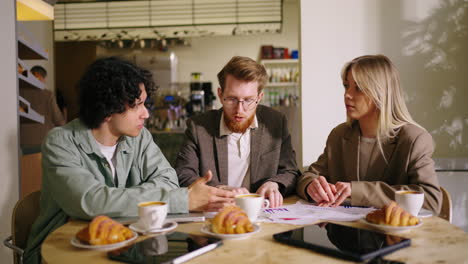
[223, 97, 258, 110]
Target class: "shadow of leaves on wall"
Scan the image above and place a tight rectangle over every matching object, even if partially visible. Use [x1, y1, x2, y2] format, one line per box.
[402, 0, 468, 159]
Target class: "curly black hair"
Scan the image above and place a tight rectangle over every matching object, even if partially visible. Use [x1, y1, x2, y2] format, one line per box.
[79, 57, 156, 129]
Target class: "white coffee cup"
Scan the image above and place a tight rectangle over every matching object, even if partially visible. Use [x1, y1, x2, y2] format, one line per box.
[235, 194, 270, 222]
[395, 190, 424, 216]
[137, 201, 168, 230]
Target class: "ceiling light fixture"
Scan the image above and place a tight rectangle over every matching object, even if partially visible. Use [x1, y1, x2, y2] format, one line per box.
[54, 0, 282, 41]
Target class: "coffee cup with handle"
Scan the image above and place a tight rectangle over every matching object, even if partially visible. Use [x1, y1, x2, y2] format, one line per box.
[235, 193, 270, 222]
[137, 201, 168, 231]
[395, 190, 424, 216]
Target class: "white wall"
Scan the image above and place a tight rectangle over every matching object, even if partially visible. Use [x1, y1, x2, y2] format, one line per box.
[300, 0, 468, 231]
[0, 0, 19, 262]
[300, 0, 380, 167]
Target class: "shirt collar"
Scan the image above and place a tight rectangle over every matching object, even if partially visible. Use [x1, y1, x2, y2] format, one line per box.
[219, 112, 258, 136]
[73, 119, 133, 155]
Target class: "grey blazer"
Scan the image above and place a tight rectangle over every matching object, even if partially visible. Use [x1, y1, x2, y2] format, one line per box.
[175, 105, 300, 195]
[297, 121, 442, 213]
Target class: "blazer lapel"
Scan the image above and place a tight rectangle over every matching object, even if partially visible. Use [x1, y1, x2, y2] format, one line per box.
[343, 123, 360, 181]
[214, 110, 229, 185]
[250, 124, 263, 184]
[214, 136, 228, 184]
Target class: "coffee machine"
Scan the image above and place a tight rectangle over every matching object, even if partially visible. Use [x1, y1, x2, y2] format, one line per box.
[187, 72, 215, 116]
[189, 89, 205, 114]
[189, 72, 204, 115]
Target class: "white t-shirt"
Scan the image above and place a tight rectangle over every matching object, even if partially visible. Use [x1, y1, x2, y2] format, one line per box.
[96, 140, 118, 183]
[359, 136, 377, 181]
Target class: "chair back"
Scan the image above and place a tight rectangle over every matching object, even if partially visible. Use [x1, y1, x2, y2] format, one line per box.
[11, 191, 41, 263]
[439, 187, 452, 223]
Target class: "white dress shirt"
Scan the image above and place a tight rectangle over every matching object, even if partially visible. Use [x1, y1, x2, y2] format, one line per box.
[220, 113, 258, 188]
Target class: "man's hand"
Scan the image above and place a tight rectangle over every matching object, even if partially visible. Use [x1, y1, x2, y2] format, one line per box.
[188, 170, 235, 212]
[216, 185, 249, 196]
[306, 176, 337, 205]
[256, 181, 283, 208]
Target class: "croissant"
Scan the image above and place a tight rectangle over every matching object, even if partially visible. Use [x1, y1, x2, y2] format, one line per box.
[76, 215, 134, 245]
[366, 201, 419, 227]
[211, 206, 254, 234]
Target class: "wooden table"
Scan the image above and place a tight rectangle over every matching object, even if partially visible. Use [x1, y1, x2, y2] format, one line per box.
[42, 197, 468, 264]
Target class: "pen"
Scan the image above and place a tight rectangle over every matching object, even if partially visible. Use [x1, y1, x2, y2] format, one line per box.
[171, 242, 223, 264]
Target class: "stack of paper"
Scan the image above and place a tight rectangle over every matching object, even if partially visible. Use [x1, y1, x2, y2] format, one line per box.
[259, 200, 375, 225]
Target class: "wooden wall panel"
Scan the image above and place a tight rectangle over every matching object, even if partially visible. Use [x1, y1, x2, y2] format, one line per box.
[55, 42, 97, 121]
[20, 153, 42, 199]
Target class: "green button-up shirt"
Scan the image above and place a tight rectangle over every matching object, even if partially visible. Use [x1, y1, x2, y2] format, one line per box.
[24, 119, 188, 263]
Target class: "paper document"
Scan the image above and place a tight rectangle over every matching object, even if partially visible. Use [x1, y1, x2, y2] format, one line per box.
[259, 200, 375, 225]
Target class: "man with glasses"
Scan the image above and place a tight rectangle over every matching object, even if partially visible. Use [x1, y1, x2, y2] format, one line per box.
[175, 56, 300, 207]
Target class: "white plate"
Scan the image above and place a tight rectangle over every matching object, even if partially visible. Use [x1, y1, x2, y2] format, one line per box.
[129, 220, 178, 234]
[203, 211, 217, 219]
[70, 231, 138, 251]
[200, 224, 261, 240]
[418, 209, 433, 218]
[361, 219, 422, 233]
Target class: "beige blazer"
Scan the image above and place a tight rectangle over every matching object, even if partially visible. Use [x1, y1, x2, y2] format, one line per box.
[297, 121, 442, 213]
[175, 105, 300, 195]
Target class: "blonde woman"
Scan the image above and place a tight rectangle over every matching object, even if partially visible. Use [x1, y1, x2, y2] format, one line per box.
[297, 55, 442, 213]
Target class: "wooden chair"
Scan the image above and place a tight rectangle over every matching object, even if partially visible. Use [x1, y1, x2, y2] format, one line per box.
[439, 187, 452, 223]
[3, 191, 41, 264]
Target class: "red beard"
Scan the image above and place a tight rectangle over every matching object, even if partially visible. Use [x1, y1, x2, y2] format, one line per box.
[224, 113, 255, 133]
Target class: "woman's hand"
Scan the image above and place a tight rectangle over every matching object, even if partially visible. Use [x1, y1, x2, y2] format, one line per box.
[306, 176, 337, 205]
[331, 182, 351, 207]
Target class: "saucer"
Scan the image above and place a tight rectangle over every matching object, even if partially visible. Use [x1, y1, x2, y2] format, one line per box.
[418, 209, 433, 218]
[129, 220, 177, 234]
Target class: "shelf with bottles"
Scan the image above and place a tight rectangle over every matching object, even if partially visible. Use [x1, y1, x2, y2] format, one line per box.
[265, 82, 298, 88]
[261, 59, 299, 87]
[261, 59, 298, 64]
[262, 87, 300, 108]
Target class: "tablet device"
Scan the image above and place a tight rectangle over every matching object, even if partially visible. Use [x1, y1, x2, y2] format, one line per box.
[108, 232, 222, 264]
[273, 222, 410, 262]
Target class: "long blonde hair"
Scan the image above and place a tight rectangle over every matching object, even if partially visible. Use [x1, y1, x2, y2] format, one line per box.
[342, 55, 422, 161]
